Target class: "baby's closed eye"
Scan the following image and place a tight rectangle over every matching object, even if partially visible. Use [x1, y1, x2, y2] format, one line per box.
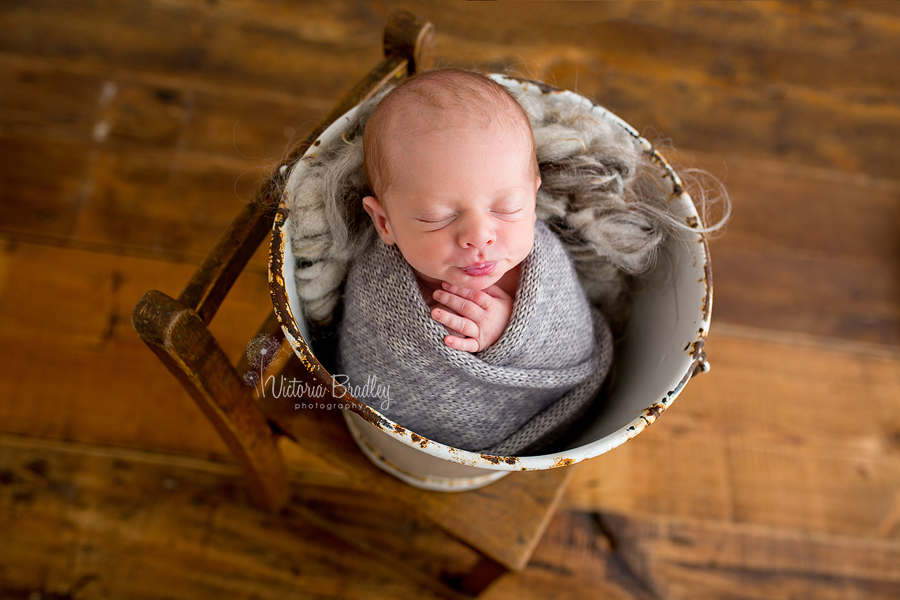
[415, 213, 457, 231]
[490, 206, 524, 220]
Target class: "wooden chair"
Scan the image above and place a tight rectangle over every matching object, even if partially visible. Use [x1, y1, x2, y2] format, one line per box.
[132, 10, 573, 597]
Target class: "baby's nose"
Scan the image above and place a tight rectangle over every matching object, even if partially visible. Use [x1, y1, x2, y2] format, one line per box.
[459, 214, 495, 249]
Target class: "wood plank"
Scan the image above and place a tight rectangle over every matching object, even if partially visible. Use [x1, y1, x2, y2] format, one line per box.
[519, 59, 900, 182]
[2, 1, 899, 188]
[0, 437, 466, 600]
[492, 510, 652, 600]
[0, 57, 328, 160]
[565, 333, 900, 540]
[394, 0, 900, 99]
[0, 58, 333, 261]
[600, 511, 900, 600]
[5, 1, 898, 102]
[0, 54, 336, 260]
[72, 148, 264, 259]
[0, 63, 102, 140]
[0, 133, 265, 260]
[0, 0, 384, 99]
[0, 136, 90, 239]
[4, 435, 898, 600]
[403, 1, 900, 180]
[0, 236, 348, 479]
[688, 153, 900, 347]
[711, 241, 900, 346]
[0, 435, 644, 600]
[692, 153, 900, 264]
[0, 238, 265, 458]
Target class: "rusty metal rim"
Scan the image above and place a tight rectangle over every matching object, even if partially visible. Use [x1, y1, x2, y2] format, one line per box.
[342, 410, 510, 491]
[268, 77, 712, 472]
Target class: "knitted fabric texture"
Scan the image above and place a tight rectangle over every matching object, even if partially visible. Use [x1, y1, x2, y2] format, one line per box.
[337, 220, 613, 456]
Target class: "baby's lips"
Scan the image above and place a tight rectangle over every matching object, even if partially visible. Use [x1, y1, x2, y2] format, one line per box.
[460, 261, 497, 277]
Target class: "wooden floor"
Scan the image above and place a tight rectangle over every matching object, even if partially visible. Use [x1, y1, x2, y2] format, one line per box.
[2, 1, 899, 598]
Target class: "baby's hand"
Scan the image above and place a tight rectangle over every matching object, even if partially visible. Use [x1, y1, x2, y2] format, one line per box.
[430, 282, 513, 352]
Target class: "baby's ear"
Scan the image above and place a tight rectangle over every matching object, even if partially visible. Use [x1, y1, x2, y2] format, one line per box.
[362, 196, 395, 245]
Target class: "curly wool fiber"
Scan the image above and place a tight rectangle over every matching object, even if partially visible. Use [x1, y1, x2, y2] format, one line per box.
[283, 91, 384, 324]
[284, 79, 688, 329]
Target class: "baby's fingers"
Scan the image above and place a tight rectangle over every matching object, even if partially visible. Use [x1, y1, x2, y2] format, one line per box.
[431, 308, 478, 339]
[442, 282, 494, 309]
[434, 288, 487, 321]
[444, 335, 480, 353]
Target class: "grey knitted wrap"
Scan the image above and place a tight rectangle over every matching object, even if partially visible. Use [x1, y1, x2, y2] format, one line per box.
[337, 220, 613, 456]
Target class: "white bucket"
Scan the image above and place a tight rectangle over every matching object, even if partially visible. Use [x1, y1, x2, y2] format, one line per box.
[269, 76, 712, 492]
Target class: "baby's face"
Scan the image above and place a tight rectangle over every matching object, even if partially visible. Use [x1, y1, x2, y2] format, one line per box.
[364, 122, 540, 292]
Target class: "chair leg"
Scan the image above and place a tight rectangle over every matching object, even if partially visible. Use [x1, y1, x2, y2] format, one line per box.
[133, 290, 290, 513]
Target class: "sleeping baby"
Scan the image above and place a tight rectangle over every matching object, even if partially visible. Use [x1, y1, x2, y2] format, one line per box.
[337, 68, 613, 456]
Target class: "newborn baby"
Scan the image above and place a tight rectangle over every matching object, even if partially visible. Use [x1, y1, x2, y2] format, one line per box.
[337, 68, 612, 455]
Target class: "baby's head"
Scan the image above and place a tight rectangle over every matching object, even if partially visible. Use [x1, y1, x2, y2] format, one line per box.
[361, 68, 541, 292]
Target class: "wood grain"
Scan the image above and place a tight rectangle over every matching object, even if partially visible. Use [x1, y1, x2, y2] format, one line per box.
[600, 511, 900, 600]
[0, 438, 464, 600]
[1, 1, 900, 597]
[0, 436, 648, 600]
[391, 1, 900, 179]
[4, 437, 897, 600]
[0, 238, 267, 458]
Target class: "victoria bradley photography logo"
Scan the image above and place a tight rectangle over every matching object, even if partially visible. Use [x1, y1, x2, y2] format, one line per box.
[242, 333, 390, 410]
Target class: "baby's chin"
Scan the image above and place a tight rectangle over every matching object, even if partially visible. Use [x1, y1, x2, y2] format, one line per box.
[452, 276, 501, 292]
[415, 271, 501, 292]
